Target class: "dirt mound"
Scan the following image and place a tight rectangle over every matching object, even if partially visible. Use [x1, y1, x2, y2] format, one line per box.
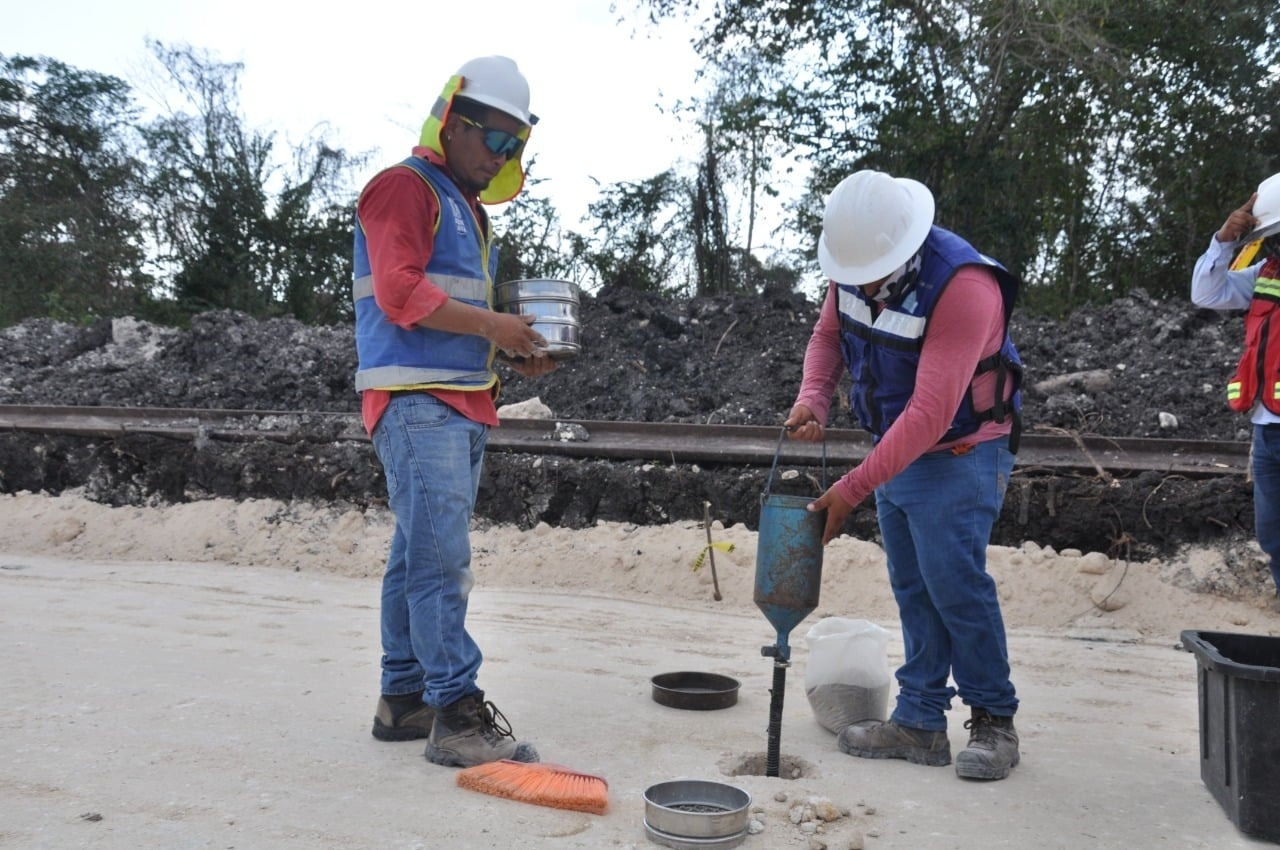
[0, 285, 1248, 438]
[0, 285, 1259, 562]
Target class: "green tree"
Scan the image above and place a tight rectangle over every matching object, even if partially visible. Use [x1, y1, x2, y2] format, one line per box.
[691, 124, 732, 295]
[0, 54, 150, 326]
[575, 170, 693, 294]
[1092, 6, 1280, 301]
[139, 41, 360, 323]
[687, 50, 793, 294]
[636, 0, 1280, 312]
[491, 169, 581, 285]
[267, 141, 364, 324]
[139, 42, 269, 313]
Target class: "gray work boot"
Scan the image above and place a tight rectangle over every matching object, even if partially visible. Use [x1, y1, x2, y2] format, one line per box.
[955, 708, 1020, 780]
[371, 692, 435, 742]
[424, 691, 539, 768]
[837, 719, 951, 766]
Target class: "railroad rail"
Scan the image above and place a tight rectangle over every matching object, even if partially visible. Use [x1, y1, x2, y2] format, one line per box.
[0, 404, 1249, 478]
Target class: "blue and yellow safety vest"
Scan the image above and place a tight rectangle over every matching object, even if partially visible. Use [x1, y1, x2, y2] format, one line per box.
[351, 157, 497, 393]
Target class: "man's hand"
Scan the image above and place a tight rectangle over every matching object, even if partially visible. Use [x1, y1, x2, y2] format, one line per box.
[416, 301, 548, 360]
[807, 485, 856, 546]
[490, 313, 549, 360]
[784, 404, 824, 443]
[1217, 192, 1260, 243]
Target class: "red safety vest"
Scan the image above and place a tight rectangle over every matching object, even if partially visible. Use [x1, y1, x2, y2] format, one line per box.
[1227, 257, 1280, 413]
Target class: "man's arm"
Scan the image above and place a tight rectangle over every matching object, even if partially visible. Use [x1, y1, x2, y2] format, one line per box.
[359, 168, 450, 327]
[791, 282, 848, 427]
[1192, 194, 1261, 310]
[832, 268, 1003, 508]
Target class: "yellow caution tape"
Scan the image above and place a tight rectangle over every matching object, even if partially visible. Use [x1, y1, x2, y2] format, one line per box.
[692, 541, 735, 572]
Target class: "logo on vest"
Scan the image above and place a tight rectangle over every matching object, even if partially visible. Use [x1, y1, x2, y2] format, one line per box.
[445, 196, 468, 238]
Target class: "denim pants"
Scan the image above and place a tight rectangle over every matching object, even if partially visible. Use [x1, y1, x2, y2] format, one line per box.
[371, 393, 486, 707]
[1251, 424, 1280, 595]
[875, 437, 1018, 731]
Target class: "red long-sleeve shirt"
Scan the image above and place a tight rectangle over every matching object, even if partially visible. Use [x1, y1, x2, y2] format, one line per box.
[794, 268, 1014, 508]
[356, 147, 499, 436]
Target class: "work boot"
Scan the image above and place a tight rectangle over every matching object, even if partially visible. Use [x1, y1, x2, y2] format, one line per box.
[371, 692, 435, 742]
[837, 719, 951, 766]
[424, 691, 539, 768]
[955, 708, 1020, 780]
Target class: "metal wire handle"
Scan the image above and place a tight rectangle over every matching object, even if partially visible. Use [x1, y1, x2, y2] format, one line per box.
[762, 425, 828, 499]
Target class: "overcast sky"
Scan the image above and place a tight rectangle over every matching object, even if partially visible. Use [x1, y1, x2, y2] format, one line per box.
[4, 0, 706, 228]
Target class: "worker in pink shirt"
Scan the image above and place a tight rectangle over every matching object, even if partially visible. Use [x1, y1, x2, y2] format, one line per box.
[786, 170, 1024, 780]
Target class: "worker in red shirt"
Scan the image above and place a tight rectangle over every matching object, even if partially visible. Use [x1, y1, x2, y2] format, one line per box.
[787, 170, 1023, 780]
[354, 55, 555, 768]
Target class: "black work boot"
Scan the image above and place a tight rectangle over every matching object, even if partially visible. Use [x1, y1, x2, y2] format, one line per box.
[955, 708, 1020, 780]
[424, 691, 539, 768]
[371, 692, 435, 742]
[837, 719, 952, 766]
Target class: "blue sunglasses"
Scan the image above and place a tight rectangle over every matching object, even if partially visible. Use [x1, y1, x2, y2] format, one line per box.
[456, 114, 525, 160]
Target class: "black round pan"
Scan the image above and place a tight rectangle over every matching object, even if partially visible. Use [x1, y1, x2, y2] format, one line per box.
[650, 671, 740, 710]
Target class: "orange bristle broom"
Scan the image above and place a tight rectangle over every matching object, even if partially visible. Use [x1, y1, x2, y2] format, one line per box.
[456, 759, 609, 815]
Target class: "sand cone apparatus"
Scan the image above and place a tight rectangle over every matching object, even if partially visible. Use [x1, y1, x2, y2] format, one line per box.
[754, 426, 827, 777]
[456, 760, 609, 815]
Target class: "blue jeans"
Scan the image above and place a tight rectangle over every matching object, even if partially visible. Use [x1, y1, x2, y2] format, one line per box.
[1252, 425, 1280, 595]
[371, 393, 486, 707]
[875, 438, 1018, 731]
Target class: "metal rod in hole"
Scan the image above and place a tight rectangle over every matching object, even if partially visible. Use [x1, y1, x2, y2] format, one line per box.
[766, 660, 786, 778]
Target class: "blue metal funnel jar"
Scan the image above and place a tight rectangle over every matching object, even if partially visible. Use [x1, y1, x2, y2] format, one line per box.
[753, 427, 827, 661]
[754, 492, 824, 660]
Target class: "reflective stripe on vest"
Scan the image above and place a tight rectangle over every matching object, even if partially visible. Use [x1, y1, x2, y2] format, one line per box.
[1258, 274, 1280, 300]
[837, 285, 928, 347]
[351, 272, 488, 304]
[355, 363, 494, 387]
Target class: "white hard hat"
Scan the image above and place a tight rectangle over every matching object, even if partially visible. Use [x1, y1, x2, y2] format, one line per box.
[818, 170, 935, 285]
[1248, 172, 1280, 242]
[455, 55, 537, 127]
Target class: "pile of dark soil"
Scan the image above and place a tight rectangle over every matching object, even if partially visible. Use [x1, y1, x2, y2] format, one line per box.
[0, 283, 1262, 564]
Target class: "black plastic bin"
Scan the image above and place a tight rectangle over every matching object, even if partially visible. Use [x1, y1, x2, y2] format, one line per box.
[1181, 629, 1280, 844]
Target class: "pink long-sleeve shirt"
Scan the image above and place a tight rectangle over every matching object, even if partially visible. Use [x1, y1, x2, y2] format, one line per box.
[794, 268, 1015, 508]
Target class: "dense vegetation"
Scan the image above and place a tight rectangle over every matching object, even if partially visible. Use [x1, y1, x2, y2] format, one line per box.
[2, 2, 1277, 328]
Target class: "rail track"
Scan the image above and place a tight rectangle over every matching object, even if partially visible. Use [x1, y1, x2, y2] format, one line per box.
[0, 404, 1248, 478]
